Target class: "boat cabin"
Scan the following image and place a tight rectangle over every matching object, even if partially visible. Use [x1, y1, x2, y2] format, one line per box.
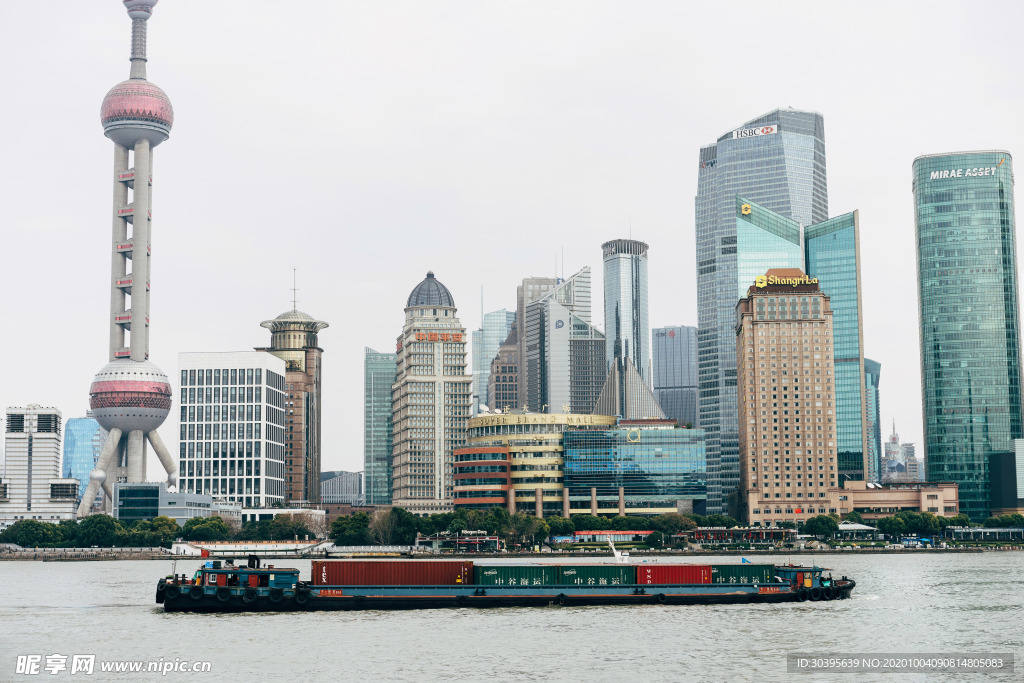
[774, 565, 828, 589]
[190, 557, 298, 590]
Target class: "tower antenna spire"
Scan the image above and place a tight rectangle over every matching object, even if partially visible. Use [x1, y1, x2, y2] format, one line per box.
[292, 268, 298, 311]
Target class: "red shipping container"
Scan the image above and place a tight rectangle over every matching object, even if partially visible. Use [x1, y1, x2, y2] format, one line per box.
[312, 560, 474, 586]
[637, 564, 712, 585]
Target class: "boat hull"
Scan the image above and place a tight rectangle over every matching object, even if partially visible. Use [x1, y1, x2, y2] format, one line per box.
[160, 580, 855, 612]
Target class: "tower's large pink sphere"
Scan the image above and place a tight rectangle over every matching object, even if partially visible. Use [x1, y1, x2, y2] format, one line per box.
[89, 359, 172, 433]
[101, 79, 173, 147]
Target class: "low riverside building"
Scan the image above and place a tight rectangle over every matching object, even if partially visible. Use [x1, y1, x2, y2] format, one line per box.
[453, 413, 617, 517]
[113, 482, 241, 528]
[750, 481, 960, 526]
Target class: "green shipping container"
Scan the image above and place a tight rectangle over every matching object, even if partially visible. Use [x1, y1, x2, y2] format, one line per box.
[709, 564, 775, 584]
[556, 565, 637, 586]
[473, 565, 557, 586]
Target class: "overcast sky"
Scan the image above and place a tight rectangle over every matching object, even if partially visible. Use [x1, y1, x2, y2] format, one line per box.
[2, 1, 1023, 475]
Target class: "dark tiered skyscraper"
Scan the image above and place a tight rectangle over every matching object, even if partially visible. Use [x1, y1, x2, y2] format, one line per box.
[913, 151, 1023, 520]
[695, 109, 828, 514]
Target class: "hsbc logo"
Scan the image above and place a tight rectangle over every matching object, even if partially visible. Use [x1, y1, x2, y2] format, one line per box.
[732, 125, 778, 140]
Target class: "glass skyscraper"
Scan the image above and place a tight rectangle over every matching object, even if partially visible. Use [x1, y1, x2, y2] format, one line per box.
[472, 309, 516, 414]
[364, 347, 397, 505]
[603, 239, 651, 385]
[805, 211, 868, 482]
[864, 358, 882, 483]
[696, 109, 828, 515]
[652, 325, 698, 428]
[63, 416, 106, 500]
[913, 151, 1023, 520]
[524, 268, 605, 414]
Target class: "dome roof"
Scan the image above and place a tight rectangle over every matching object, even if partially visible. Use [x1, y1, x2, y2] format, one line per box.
[407, 271, 455, 308]
[101, 79, 174, 129]
[273, 309, 316, 322]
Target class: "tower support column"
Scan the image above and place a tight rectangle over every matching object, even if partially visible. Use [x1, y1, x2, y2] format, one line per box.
[130, 138, 151, 361]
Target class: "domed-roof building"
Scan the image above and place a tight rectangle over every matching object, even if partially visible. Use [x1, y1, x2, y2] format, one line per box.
[407, 271, 455, 309]
[391, 271, 472, 515]
[257, 306, 329, 504]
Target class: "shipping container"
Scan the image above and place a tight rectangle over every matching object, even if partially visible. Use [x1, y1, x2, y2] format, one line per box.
[473, 565, 557, 586]
[311, 560, 474, 586]
[709, 564, 775, 584]
[555, 565, 636, 586]
[637, 564, 711, 585]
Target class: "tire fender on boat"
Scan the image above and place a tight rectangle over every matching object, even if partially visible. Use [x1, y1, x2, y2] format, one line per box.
[242, 588, 258, 605]
[556, 593, 567, 606]
[656, 593, 667, 604]
[797, 588, 809, 602]
[824, 587, 836, 601]
[155, 582, 166, 604]
[294, 588, 311, 606]
[810, 587, 822, 601]
[164, 584, 180, 601]
[269, 588, 284, 603]
[189, 586, 205, 601]
[216, 587, 231, 603]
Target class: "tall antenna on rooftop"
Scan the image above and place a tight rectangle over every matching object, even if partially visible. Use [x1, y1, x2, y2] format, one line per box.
[291, 268, 298, 311]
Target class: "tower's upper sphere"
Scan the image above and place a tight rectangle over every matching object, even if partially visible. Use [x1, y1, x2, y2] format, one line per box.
[407, 271, 455, 308]
[89, 359, 172, 433]
[124, 0, 158, 21]
[101, 80, 173, 148]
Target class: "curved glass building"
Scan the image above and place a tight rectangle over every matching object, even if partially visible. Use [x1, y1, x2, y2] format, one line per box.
[63, 417, 106, 500]
[913, 151, 1023, 520]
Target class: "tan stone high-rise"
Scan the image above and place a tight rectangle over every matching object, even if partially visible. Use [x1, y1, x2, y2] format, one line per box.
[257, 309, 328, 503]
[391, 272, 472, 515]
[736, 268, 838, 527]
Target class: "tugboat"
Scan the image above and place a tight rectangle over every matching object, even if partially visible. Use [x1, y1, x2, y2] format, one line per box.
[156, 557, 855, 612]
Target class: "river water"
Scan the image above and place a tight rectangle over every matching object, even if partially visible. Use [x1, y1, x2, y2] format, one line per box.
[2, 552, 1022, 682]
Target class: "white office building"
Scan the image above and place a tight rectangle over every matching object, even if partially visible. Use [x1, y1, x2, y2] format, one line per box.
[1, 405, 79, 531]
[178, 352, 288, 508]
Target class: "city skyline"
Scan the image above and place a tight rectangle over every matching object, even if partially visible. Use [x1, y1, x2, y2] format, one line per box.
[4, 2, 1024, 474]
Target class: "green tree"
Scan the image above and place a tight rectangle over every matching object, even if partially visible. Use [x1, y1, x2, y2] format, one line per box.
[330, 512, 371, 546]
[703, 514, 740, 529]
[571, 514, 611, 531]
[391, 507, 421, 545]
[76, 514, 123, 547]
[269, 514, 312, 541]
[939, 513, 971, 529]
[181, 516, 230, 542]
[57, 520, 80, 546]
[802, 515, 839, 540]
[545, 515, 575, 538]
[236, 520, 273, 541]
[14, 520, 62, 548]
[646, 531, 664, 548]
[842, 511, 864, 524]
[484, 506, 513, 537]
[611, 515, 652, 531]
[776, 521, 797, 530]
[875, 516, 906, 540]
[509, 513, 544, 547]
[650, 513, 697, 536]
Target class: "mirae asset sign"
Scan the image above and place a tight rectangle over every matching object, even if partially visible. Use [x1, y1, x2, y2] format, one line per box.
[930, 161, 1004, 180]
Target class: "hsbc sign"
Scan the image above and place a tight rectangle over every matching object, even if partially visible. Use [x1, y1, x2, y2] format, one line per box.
[732, 125, 778, 140]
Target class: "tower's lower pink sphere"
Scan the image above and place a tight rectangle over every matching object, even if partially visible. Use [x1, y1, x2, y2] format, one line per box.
[89, 359, 171, 433]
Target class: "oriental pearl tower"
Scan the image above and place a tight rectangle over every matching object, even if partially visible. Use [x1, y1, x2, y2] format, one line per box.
[78, 0, 177, 516]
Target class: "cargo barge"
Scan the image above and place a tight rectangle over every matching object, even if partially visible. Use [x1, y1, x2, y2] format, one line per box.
[156, 558, 855, 612]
